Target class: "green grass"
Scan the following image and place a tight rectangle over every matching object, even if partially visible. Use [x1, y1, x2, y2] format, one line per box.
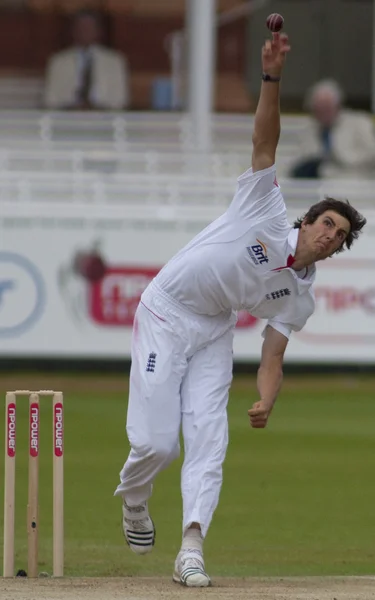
[0, 373, 375, 577]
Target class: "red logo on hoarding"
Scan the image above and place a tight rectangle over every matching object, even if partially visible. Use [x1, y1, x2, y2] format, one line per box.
[297, 259, 375, 344]
[7, 403, 16, 458]
[316, 287, 375, 313]
[88, 266, 259, 329]
[90, 267, 158, 326]
[54, 403, 64, 457]
[29, 403, 39, 458]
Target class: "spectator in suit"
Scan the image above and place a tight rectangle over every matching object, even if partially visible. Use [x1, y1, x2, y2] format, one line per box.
[44, 9, 130, 111]
[290, 79, 375, 179]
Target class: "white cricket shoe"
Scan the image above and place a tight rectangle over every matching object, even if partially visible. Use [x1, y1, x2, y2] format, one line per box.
[122, 500, 155, 555]
[173, 549, 211, 587]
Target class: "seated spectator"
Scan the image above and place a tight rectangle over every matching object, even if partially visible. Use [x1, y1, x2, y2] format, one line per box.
[44, 9, 130, 111]
[290, 79, 375, 179]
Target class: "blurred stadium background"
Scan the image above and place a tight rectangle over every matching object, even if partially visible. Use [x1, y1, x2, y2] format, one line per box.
[0, 0, 375, 583]
[0, 0, 374, 371]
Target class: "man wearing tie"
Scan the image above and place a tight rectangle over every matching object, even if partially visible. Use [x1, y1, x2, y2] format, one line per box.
[44, 10, 130, 111]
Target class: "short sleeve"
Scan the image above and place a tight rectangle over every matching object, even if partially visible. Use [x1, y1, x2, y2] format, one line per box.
[262, 289, 316, 340]
[227, 164, 286, 222]
[261, 320, 292, 341]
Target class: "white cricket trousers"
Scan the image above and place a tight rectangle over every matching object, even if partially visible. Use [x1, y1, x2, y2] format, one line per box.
[114, 281, 237, 537]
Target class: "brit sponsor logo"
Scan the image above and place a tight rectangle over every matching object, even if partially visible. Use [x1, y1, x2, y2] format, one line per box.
[247, 239, 269, 265]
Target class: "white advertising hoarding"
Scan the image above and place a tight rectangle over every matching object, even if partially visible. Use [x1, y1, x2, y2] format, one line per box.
[1, 204, 375, 364]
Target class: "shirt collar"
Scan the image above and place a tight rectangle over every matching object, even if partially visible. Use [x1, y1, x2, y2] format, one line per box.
[287, 227, 316, 280]
[287, 227, 299, 255]
[286, 227, 299, 267]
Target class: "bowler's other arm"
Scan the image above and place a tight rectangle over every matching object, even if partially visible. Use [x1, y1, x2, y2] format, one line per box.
[248, 325, 288, 428]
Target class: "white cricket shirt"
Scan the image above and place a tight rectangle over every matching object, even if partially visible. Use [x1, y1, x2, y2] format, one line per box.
[154, 164, 316, 339]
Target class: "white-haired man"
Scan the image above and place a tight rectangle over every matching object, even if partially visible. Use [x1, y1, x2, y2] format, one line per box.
[114, 33, 366, 588]
[291, 78, 375, 179]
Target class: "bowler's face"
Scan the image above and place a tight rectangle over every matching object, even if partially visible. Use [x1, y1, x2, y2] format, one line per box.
[302, 210, 350, 260]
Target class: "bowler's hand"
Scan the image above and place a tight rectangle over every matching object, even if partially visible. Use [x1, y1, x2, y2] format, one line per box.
[262, 32, 291, 78]
[248, 401, 273, 429]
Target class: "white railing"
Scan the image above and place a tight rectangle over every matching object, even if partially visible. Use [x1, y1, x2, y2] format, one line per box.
[0, 148, 297, 178]
[0, 112, 372, 214]
[0, 77, 44, 110]
[0, 111, 308, 177]
[0, 172, 235, 206]
[0, 110, 308, 151]
[0, 171, 374, 212]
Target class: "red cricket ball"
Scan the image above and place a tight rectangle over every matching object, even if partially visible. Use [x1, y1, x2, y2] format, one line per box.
[266, 13, 284, 32]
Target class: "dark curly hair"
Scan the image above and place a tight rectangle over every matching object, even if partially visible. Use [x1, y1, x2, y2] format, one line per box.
[293, 197, 367, 253]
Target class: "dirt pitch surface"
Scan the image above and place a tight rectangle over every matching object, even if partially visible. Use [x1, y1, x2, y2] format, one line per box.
[1, 577, 375, 600]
